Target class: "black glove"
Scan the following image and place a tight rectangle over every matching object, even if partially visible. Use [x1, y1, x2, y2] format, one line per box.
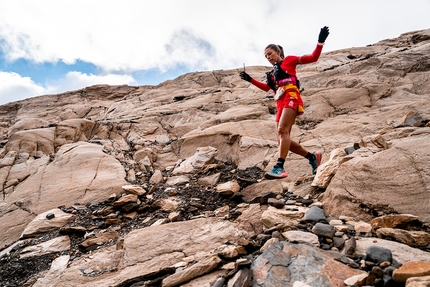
[318, 26, 330, 43]
[239, 71, 252, 82]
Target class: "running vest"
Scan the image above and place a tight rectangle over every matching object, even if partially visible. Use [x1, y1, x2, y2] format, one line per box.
[266, 61, 300, 92]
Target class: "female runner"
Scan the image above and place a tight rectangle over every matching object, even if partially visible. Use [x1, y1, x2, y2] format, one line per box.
[239, 26, 329, 179]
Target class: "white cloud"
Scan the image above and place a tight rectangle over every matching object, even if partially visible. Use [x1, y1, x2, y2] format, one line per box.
[0, 0, 429, 97]
[0, 71, 137, 106]
[0, 0, 275, 71]
[0, 71, 47, 105]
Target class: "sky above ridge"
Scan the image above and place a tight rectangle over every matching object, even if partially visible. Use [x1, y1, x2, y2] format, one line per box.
[0, 0, 429, 105]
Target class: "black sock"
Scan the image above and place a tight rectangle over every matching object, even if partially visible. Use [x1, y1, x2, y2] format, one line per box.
[305, 152, 314, 160]
[275, 158, 285, 168]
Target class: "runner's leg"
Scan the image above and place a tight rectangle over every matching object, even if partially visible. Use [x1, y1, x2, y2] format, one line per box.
[277, 108, 297, 159]
[289, 140, 308, 157]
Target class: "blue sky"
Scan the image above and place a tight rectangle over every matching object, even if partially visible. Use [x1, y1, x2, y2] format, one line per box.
[1, 0, 430, 105]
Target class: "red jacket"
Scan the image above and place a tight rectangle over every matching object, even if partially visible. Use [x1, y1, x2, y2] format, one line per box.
[250, 44, 323, 92]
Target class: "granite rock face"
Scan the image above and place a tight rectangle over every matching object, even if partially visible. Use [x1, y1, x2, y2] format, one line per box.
[0, 29, 430, 286]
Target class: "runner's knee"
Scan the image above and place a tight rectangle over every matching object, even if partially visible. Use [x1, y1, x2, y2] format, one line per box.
[277, 126, 291, 137]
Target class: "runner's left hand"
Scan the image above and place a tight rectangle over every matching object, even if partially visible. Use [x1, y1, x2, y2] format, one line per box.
[240, 71, 252, 82]
[318, 26, 330, 43]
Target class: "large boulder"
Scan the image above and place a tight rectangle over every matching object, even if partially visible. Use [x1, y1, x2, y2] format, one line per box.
[121, 218, 249, 267]
[179, 120, 276, 168]
[8, 118, 51, 137]
[172, 146, 218, 175]
[53, 119, 97, 149]
[252, 241, 366, 287]
[30, 218, 250, 286]
[0, 142, 127, 249]
[3, 128, 55, 156]
[0, 202, 31, 250]
[322, 135, 430, 225]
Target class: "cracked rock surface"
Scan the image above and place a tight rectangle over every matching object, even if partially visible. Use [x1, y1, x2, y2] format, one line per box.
[0, 28, 430, 287]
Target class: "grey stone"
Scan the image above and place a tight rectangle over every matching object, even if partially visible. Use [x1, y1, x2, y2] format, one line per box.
[227, 268, 252, 287]
[344, 146, 356, 155]
[311, 223, 335, 238]
[301, 206, 327, 224]
[251, 241, 365, 287]
[249, 192, 277, 205]
[267, 198, 285, 208]
[365, 246, 393, 264]
[333, 237, 345, 249]
[342, 236, 356, 256]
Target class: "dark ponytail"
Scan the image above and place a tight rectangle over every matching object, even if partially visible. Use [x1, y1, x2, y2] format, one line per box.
[277, 45, 284, 59]
[265, 44, 284, 59]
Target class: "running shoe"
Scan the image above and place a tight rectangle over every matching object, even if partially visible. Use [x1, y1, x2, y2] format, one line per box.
[264, 166, 288, 179]
[309, 151, 322, 175]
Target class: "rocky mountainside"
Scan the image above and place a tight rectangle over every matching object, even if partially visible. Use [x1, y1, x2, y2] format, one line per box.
[0, 29, 429, 287]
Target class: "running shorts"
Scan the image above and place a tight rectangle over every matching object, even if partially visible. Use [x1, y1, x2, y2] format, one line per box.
[276, 84, 304, 122]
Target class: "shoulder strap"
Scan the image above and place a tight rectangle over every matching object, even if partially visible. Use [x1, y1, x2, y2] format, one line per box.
[265, 71, 277, 92]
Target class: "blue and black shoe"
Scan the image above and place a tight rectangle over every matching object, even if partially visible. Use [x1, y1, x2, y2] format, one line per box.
[309, 151, 322, 175]
[264, 166, 288, 179]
